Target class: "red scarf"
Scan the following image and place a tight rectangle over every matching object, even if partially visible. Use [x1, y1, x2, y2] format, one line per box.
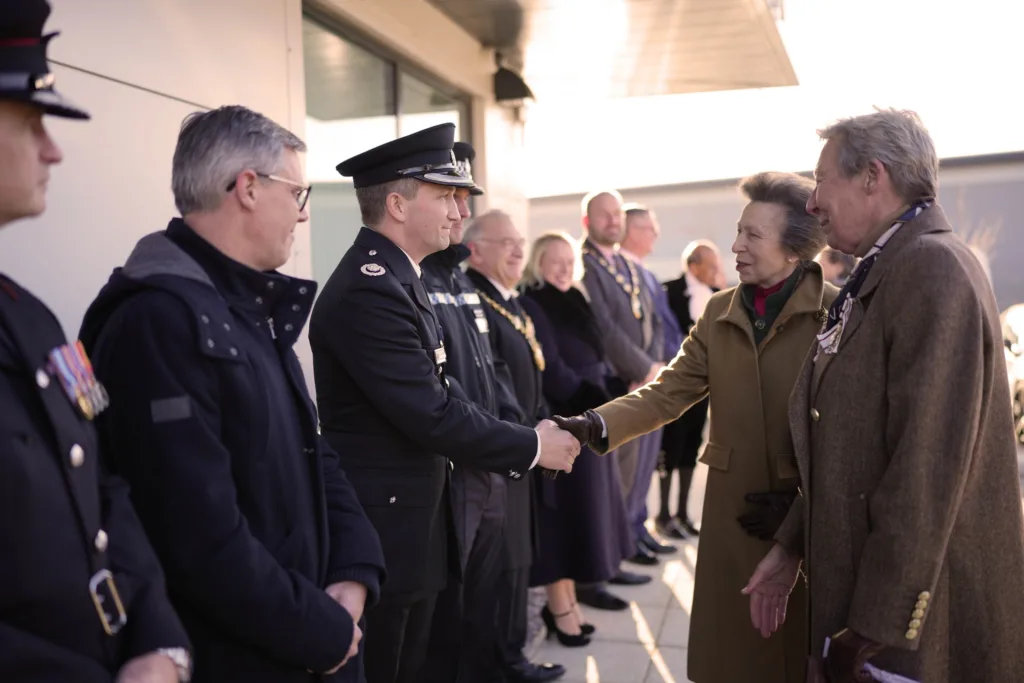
[753, 279, 786, 317]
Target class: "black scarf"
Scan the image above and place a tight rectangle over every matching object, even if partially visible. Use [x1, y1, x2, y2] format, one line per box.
[523, 283, 604, 358]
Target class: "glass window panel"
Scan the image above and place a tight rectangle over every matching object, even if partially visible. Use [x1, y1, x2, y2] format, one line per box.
[398, 70, 468, 139]
[302, 17, 397, 284]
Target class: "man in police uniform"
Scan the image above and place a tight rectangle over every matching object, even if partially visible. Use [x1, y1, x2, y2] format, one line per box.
[0, 2, 191, 681]
[309, 123, 580, 683]
[80, 106, 386, 682]
[465, 211, 567, 683]
[419, 142, 523, 682]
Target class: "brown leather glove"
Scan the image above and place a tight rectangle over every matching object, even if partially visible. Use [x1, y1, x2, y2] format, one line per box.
[550, 410, 603, 449]
[824, 629, 884, 683]
[737, 491, 797, 541]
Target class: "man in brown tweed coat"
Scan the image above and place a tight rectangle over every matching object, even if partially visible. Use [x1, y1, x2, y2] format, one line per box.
[745, 108, 1024, 683]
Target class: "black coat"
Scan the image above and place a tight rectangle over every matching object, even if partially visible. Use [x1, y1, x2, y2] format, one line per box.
[0, 274, 189, 683]
[309, 228, 537, 602]
[465, 269, 545, 570]
[79, 220, 385, 683]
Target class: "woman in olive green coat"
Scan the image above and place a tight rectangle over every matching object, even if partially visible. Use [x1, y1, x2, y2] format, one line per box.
[556, 171, 837, 683]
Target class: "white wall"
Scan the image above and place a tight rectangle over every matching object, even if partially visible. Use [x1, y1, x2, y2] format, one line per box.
[1, 0, 306, 340]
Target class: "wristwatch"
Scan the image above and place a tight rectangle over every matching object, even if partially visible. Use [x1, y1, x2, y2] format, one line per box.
[156, 648, 192, 682]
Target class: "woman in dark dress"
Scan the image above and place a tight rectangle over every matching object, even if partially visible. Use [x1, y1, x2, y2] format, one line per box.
[520, 231, 634, 647]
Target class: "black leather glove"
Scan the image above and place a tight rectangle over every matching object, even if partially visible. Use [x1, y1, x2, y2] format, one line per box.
[550, 410, 603, 449]
[824, 629, 885, 683]
[737, 491, 797, 541]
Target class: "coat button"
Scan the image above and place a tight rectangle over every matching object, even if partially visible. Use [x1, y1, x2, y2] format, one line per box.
[389, 496, 396, 504]
[810, 408, 820, 421]
[292, 304, 301, 312]
[912, 609, 924, 619]
[35, 368, 50, 388]
[284, 323, 294, 332]
[754, 319, 766, 330]
[915, 599, 928, 610]
[201, 314, 209, 324]
[229, 348, 238, 356]
[207, 339, 215, 348]
[299, 287, 308, 295]
[918, 591, 931, 600]
[905, 628, 919, 640]
[223, 322, 231, 332]
[908, 618, 922, 629]
[95, 529, 108, 552]
[69, 444, 85, 468]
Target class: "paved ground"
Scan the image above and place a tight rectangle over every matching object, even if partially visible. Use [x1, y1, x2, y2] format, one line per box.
[522, 444, 1024, 683]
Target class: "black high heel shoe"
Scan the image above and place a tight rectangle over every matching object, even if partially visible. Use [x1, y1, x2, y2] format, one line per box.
[571, 602, 596, 635]
[541, 605, 591, 647]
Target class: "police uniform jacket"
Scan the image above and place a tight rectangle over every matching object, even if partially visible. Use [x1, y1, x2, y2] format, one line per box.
[0, 274, 190, 683]
[309, 228, 538, 601]
[421, 245, 524, 424]
[466, 268, 546, 569]
[78, 219, 386, 683]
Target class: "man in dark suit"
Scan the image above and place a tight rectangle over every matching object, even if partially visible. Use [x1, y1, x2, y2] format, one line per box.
[579, 191, 673, 593]
[658, 240, 722, 539]
[81, 106, 386, 683]
[0, 2, 191, 681]
[309, 124, 579, 683]
[465, 210, 567, 683]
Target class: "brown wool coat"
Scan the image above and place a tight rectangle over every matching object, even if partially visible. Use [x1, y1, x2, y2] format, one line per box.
[775, 205, 1024, 682]
[596, 263, 837, 683]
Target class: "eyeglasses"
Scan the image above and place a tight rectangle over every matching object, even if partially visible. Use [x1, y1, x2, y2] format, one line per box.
[478, 237, 527, 250]
[226, 173, 312, 211]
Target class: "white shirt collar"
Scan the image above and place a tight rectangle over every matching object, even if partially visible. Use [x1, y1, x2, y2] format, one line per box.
[487, 276, 518, 301]
[398, 247, 421, 277]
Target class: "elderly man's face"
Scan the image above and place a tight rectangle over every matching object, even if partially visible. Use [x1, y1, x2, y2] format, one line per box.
[0, 101, 63, 228]
[246, 148, 308, 270]
[584, 193, 624, 246]
[807, 139, 872, 255]
[469, 214, 526, 289]
[690, 246, 722, 289]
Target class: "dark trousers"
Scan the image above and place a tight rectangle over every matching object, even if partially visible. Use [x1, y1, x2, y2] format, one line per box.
[424, 469, 506, 683]
[658, 396, 709, 521]
[495, 566, 531, 673]
[364, 594, 438, 683]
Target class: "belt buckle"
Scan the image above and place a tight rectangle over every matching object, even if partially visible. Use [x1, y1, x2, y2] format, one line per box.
[89, 569, 127, 636]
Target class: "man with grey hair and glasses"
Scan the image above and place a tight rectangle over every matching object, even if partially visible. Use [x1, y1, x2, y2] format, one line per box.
[79, 105, 386, 683]
[745, 108, 1024, 683]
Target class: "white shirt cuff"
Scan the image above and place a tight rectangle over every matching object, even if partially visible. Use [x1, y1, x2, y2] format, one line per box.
[599, 413, 608, 438]
[529, 431, 540, 469]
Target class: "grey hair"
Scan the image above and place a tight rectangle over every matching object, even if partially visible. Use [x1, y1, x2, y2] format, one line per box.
[463, 209, 512, 245]
[355, 178, 421, 228]
[579, 189, 624, 217]
[817, 108, 938, 201]
[682, 239, 719, 267]
[172, 105, 306, 215]
[739, 171, 826, 261]
[522, 231, 584, 289]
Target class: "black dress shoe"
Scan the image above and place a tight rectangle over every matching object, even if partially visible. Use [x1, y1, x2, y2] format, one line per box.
[679, 517, 700, 537]
[655, 517, 689, 540]
[609, 570, 653, 586]
[640, 530, 677, 554]
[626, 540, 659, 566]
[506, 661, 567, 683]
[575, 587, 629, 611]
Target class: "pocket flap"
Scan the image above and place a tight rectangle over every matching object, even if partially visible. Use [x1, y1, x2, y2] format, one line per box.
[775, 453, 799, 479]
[698, 443, 731, 471]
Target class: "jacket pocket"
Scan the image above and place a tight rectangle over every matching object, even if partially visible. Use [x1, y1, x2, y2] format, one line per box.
[775, 453, 800, 480]
[698, 443, 731, 471]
